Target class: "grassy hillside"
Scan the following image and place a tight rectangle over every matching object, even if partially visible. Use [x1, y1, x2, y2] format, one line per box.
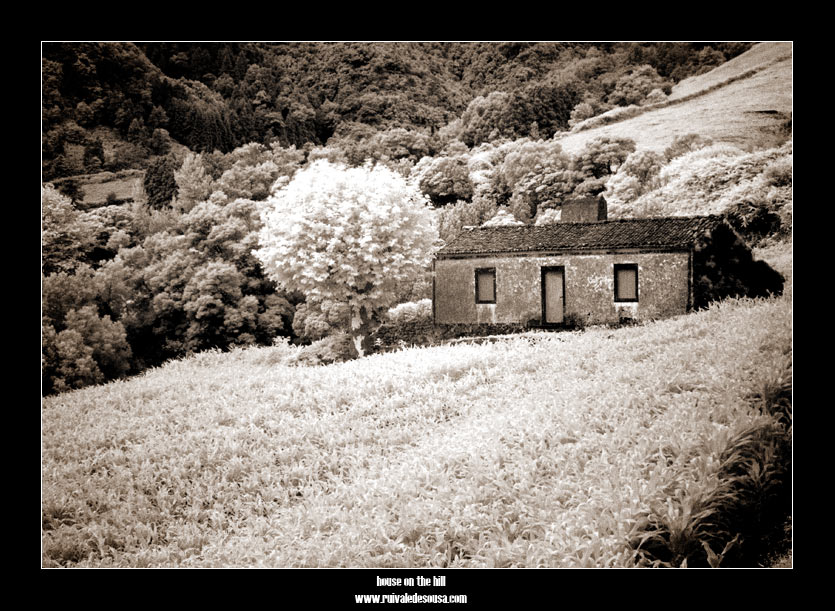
[557, 42, 792, 155]
[42, 267, 792, 567]
[51, 169, 144, 209]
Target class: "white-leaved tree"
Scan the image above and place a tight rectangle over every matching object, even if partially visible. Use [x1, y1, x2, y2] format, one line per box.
[254, 160, 439, 357]
[173, 152, 213, 212]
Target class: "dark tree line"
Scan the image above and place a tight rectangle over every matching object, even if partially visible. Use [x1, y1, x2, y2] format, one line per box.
[42, 42, 752, 180]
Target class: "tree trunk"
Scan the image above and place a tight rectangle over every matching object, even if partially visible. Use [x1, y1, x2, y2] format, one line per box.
[348, 304, 376, 358]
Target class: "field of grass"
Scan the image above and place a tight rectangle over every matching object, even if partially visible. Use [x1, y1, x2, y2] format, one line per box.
[78, 171, 144, 206]
[51, 169, 145, 209]
[42, 270, 792, 567]
[557, 42, 792, 156]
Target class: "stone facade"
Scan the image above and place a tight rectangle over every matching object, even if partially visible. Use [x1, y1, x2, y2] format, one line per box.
[433, 250, 691, 327]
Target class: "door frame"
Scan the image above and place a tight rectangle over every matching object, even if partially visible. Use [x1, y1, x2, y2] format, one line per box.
[540, 266, 566, 327]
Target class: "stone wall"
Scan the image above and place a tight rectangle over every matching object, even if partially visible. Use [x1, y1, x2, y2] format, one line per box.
[434, 251, 691, 326]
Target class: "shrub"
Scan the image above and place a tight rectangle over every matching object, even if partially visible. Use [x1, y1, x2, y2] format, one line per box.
[604, 150, 665, 214]
[292, 299, 350, 342]
[288, 332, 357, 366]
[723, 201, 783, 243]
[42, 185, 103, 275]
[534, 208, 562, 225]
[623, 142, 792, 220]
[663, 133, 713, 161]
[481, 208, 523, 227]
[608, 65, 672, 107]
[411, 154, 474, 206]
[387, 299, 432, 325]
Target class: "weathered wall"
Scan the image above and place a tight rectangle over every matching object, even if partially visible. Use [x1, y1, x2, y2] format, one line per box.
[434, 251, 690, 326]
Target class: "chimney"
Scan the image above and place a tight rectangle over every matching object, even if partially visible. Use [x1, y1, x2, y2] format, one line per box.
[560, 195, 608, 223]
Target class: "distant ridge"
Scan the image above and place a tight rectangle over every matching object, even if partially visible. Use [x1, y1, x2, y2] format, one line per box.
[556, 42, 792, 155]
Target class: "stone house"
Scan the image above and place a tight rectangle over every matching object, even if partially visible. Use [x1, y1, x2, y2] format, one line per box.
[432, 198, 782, 328]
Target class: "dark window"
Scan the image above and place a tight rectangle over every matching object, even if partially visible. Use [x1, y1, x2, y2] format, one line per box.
[614, 264, 639, 302]
[475, 268, 496, 303]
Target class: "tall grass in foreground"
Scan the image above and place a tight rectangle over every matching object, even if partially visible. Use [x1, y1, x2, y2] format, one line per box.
[42, 294, 791, 567]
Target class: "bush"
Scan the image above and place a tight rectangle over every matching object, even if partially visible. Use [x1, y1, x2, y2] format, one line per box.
[723, 201, 783, 243]
[608, 65, 672, 107]
[387, 299, 432, 325]
[438, 198, 498, 243]
[481, 208, 523, 227]
[42, 185, 103, 275]
[534, 207, 562, 225]
[292, 299, 350, 342]
[42, 306, 132, 395]
[663, 133, 713, 161]
[288, 333, 357, 366]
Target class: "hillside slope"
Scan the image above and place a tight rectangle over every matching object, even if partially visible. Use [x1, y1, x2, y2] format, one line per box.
[42, 283, 791, 567]
[556, 42, 792, 155]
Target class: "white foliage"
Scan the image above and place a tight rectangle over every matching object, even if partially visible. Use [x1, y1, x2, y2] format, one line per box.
[255, 161, 440, 326]
[482, 208, 524, 227]
[534, 208, 562, 225]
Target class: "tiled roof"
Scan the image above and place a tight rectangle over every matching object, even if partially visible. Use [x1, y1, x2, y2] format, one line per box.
[437, 216, 728, 257]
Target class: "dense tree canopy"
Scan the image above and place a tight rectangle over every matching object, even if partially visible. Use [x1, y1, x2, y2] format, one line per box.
[254, 161, 439, 356]
[41, 42, 751, 180]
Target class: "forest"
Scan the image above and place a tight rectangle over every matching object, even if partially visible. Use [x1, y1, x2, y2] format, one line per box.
[42, 42, 751, 180]
[42, 42, 792, 395]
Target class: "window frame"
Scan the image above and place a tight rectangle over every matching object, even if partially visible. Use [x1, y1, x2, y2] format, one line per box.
[474, 267, 497, 304]
[614, 263, 639, 303]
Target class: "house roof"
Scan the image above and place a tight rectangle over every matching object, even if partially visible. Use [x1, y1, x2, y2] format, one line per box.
[437, 216, 729, 257]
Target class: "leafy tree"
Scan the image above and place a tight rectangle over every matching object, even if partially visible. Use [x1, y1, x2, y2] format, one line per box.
[493, 138, 570, 220]
[42, 325, 103, 394]
[254, 160, 439, 357]
[568, 101, 596, 127]
[509, 72, 582, 137]
[149, 128, 172, 155]
[604, 149, 666, 209]
[148, 105, 169, 128]
[42, 185, 102, 274]
[75, 101, 94, 126]
[437, 197, 498, 243]
[83, 138, 105, 171]
[411, 154, 474, 206]
[664, 133, 714, 161]
[209, 142, 304, 202]
[62, 305, 132, 380]
[41, 264, 133, 395]
[482, 208, 523, 227]
[291, 299, 350, 341]
[572, 136, 636, 195]
[55, 178, 81, 202]
[458, 92, 514, 147]
[534, 207, 562, 225]
[173, 152, 213, 212]
[143, 154, 179, 209]
[127, 117, 148, 144]
[608, 65, 671, 106]
[509, 169, 576, 223]
[215, 161, 277, 202]
[98, 198, 293, 368]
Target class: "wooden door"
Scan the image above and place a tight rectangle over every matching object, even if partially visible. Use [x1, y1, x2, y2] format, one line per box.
[542, 267, 565, 325]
